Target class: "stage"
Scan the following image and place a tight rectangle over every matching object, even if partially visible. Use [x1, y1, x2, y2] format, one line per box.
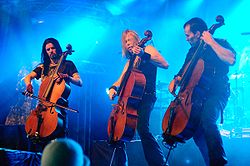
[0, 125, 250, 166]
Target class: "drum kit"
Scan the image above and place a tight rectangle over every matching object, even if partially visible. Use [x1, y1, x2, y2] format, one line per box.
[222, 45, 250, 137]
[149, 81, 172, 136]
[155, 81, 173, 110]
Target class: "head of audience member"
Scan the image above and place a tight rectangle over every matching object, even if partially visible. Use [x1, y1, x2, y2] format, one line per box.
[41, 138, 90, 166]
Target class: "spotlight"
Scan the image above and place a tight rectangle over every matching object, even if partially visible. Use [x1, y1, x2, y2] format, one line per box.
[106, 88, 109, 95]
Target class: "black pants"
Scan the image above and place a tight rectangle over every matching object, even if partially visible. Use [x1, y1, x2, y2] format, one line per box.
[192, 85, 229, 166]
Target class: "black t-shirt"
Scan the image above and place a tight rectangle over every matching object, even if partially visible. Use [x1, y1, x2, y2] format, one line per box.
[176, 38, 235, 93]
[33, 60, 78, 85]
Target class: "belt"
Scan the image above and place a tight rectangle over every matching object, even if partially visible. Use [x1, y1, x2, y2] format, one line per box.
[144, 91, 156, 95]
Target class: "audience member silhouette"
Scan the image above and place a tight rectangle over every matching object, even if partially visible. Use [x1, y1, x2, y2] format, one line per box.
[41, 138, 90, 166]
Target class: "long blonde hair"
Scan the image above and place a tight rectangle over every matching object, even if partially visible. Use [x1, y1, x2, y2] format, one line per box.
[121, 30, 140, 58]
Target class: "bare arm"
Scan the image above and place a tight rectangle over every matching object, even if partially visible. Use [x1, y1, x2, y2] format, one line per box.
[144, 45, 169, 69]
[131, 45, 169, 69]
[24, 71, 37, 86]
[70, 73, 83, 87]
[201, 31, 236, 65]
[108, 61, 129, 100]
[112, 61, 129, 87]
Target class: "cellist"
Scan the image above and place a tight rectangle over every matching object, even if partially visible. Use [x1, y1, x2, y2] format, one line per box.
[168, 18, 235, 166]
[24, 38, 82, 139]
[108, 30, 169, 166]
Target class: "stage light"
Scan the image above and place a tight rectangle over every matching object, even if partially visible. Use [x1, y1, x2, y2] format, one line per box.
[105, 0, 135, 16]
[105, 3, 124, 16]
[56, 18, 108, 61]
[185, 159, 191, 164]
[183, 0, 203, 14]
[106, 88, 109, 95]
[38, 20, 44, 24]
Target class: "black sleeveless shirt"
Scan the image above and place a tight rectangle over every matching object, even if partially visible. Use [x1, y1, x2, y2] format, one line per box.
[138, 59, 157, 94]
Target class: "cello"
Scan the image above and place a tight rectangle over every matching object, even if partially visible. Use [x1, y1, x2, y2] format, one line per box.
[107, 30, 152, 142]
[25, 44, 76, 141]
[162, 16, 225, 145]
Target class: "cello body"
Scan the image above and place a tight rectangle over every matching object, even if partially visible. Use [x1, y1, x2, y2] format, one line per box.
[162, 59, 204, 143]
[107, 69, 146, 142]
[25, 78, 70, 139]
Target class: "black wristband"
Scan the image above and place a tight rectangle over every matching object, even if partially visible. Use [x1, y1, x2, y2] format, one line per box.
[109, 85, 117, 91]
[173, 74, 180, 79]
[141, 52, 151, 61]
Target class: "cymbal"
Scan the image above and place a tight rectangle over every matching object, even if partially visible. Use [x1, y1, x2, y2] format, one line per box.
[230, 73, 246, 80]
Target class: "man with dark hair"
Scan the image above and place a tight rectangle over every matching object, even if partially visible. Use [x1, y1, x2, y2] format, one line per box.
[168, 17, 236, 165]
[24, 38, 82, 143]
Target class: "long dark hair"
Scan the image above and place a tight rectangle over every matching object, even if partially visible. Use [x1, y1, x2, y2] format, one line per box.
[41, 38, 62, 76]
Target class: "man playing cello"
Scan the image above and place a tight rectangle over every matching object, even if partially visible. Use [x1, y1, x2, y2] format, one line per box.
[168, 17, 236, 165]
[24, 38, 82, 144]
[108, 30, 169, 166]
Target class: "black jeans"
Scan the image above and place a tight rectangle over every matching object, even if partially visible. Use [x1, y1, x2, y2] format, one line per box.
[136, 93, 166, 166]
[192, 85, 229, 166]
[116, 93, 166, 166]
